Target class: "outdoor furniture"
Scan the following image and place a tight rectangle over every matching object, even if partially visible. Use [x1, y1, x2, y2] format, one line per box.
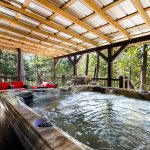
[0, 81, 27, 91]
[32, 83, 57, 89]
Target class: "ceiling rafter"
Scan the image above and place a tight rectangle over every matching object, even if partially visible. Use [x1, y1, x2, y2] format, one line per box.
[0, 23, 76, 52]
[131, 0, 150, 28]
[82, 0, 130, 39]
[0, 31, 68, 54]
[0, 14, 86, 49]
[36, 0, 112, 43]
[0, 1, 98, 46]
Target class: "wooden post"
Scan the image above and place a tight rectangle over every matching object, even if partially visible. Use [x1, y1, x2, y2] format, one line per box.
[85, 54, 89, 75]
[52, 59, 59, 82]
[17, 48, 24, 81]
[95, 52, 100, 78]
[140, 44, 147, 91]
[68, 55, 82, 76]
[107, 48, 113, 87]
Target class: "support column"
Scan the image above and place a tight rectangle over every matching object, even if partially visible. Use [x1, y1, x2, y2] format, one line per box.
[95, 52, 100, 78]
[17, 48, 24, 81]
[107, 48, 113, 87]
[52, 59, 59, 82]
[85, 54, 89, 75]
[140, 44, 147, 91]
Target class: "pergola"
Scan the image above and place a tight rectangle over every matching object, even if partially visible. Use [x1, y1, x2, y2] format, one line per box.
[0, 0, 150, 88]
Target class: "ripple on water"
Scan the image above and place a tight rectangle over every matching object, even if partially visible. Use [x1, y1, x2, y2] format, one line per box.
[30, 91, 150, 150]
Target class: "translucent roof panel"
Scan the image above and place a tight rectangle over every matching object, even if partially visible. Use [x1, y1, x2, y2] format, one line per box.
[67, 1, 93, 19]
[94, 0, 113, 7]
[119, 18, 135, 29]
[100, 25, 118, 35]
[71, 38, 83, 43]
[0, 6, 17, 17]
[31, 31, 48, 38]
[57, 32, 73, 39]
[130, 14, 145, 25]
[83, 32, 98, 39]
[69, 25, 87, 34]
[127, 27, 142, 36]
[12, 25, 31, 33]
[109, 32, 126, 40]
[137, 24, 150, 33]
[85, 15, 107, 28]
[41, 25, 58, 34]
[140, 0, 150, 8]
[53, 15, 73, 27]
[0, 19, 11, 26]
[28, 2, 53, 18]
[48, 0, 69, 7]
[20, 15, 40, 26]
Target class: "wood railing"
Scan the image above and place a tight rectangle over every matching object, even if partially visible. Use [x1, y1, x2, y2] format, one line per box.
[0, 75, 120, 88]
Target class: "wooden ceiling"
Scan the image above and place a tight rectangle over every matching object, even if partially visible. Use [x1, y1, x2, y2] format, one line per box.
[0, 0, 150, 57]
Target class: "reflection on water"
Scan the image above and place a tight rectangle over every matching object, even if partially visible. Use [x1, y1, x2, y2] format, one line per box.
[29, 92, 150, 150]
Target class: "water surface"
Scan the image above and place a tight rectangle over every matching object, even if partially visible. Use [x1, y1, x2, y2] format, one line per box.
[29, 91, 150, 150]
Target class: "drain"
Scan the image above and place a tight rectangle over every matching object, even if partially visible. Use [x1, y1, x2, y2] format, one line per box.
[33, 118, 53, 127]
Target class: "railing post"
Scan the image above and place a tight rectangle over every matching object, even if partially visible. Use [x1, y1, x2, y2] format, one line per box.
[85, 54, 89, 76]
[107, 48, 113, 87]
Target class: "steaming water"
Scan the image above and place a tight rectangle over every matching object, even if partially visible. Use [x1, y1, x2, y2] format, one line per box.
[29, 91, 150, 150]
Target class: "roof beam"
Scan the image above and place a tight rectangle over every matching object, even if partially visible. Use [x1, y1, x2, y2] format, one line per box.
[0, 24, 74, 53]
[0, 31, 68, 55]
[0, 1, 97, 46]
[55, 34, 150, 59]
[23, 0, 32, 8]
[0, 14, 85, 49]
[82, 0, 130, 39]
[36, 0, 112, 43]
[131, 0, 150, 27]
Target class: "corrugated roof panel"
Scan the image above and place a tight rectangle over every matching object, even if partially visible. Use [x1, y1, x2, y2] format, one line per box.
[20, 15, 40, 26]
[0, 6, 17, 17]
[85, 15, 107, 28]
[32, 31, 48, 38]
[17, 0, 25, 3]
[94, 0, 113, 7]
[118, 0, 137, 15]
[67, 1, 93, 19]
[130, 14, 145, 25]
[138, 24, 150, 33]
[109, 32, 126, 40]
[147, 10, 150, 17]
[106, 6, 126, 20]
[28, 2, 53, 18]
[100, 25, 118, 34]
[0, 19, 11, 26]
[58, 32, 73, 39]
[81, 42, 93, 47]
[12, 25, 31, 33]
[127, 27, 142, 35]
[63, 42, 73, 46]
[83, 32, 98, 39]
[140, 0, 150, 8]
[49, 37, 61, 42]
[71, 38, 83, 43]
[119, 18, 135, 29]
[0, 28, 7, 32]
[25, 37, 40, 42]
[48, 0, 69, 7]
[41, 25, 58, 34]
[7, 31, 24, 37]
[41, 41, 53, 46]
[53, 15, 73, 27]
[69, 25, 87, 34]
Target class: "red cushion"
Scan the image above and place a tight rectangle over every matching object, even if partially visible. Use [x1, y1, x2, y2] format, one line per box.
[11, 81, 24, 89]
[0, 82, 10, 90]
[47, 83, 57, 88]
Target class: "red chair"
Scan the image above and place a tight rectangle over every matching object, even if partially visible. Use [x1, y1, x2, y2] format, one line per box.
[10, 81, 27, 89]
[0, 82, 10, 90]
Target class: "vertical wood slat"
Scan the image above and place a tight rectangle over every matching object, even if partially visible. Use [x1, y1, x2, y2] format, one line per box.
[85, 54, 89, 75]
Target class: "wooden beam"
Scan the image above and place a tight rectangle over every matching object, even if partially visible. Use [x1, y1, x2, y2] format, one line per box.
[0, 1, 97, 46]
[55, 34, 150, 59]
[111, 44, 128, 61]
[0, 14, 85, 49]
[95, 52, 100, 78]
[0, 24, 73, 53]
[131, 0, 150, 27]
[85, 54, 89, 75]
[23, 0, 32, 7]
[36, 0, 112, 43]
[0, 31, 68, 55]
[82, 0, 130, 39]
[99, 52, 108, 62]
